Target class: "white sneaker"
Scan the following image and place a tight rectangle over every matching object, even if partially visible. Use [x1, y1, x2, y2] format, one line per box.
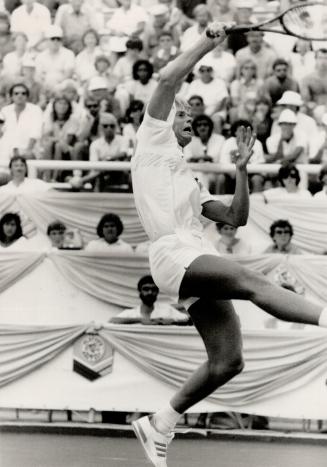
[132, 415, 174, 467]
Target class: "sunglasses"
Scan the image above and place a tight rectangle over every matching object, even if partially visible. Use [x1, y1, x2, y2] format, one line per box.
[50, 37, 62, 41]
[101, 123, 116, 128]
[190, 101, 202, 106]
[86, 104, 98, 109]
[196, 122, 209, 127]
[274, 229, 291, 235]
[199, 67, 213, 72]
[13, 91, 27, 96]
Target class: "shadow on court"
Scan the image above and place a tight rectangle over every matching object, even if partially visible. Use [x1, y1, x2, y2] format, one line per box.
[0, 432, 326, 467]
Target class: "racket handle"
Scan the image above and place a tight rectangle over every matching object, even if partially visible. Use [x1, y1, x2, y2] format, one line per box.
[206, 25, 254, 37]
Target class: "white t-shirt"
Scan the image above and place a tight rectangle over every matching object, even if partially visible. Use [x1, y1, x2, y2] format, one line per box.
[220, 137, 265, 165]
[132, 109, 215, 242]
[266, 130, 310, 163]
[85, 238, 133, 253]
[0, 178, 51, 194]
[313, 189, 327, 200]
[263, 187, 312, 200]
[89, 135, 129, 162]
[115, 302, 188, 322]
[185, 78, 228, 116]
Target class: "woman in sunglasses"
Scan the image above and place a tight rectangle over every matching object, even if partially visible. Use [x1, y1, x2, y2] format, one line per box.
[262, 162, 312, 201]
[131, 21, 327, 467]
[264, 219, 303, 254]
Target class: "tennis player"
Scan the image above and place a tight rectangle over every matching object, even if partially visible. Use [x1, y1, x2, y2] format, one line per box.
[131, 21, 327, 467]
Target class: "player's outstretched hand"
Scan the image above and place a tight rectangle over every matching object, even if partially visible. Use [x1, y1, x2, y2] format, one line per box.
[233, 126, 256, 170]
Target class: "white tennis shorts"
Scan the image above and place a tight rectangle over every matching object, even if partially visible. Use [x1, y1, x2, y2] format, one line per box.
[149, 231, 220, 307]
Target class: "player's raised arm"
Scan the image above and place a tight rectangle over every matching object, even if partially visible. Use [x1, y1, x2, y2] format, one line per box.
[147, 22, 233, 121]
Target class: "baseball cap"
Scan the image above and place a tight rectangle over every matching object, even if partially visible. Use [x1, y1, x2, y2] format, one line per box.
[88, 77, 108, 92]
[278, 109, 297, 124]
[46, 25, 63, 39]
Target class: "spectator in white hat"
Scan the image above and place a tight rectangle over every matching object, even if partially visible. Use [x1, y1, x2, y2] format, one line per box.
[227, 0, 256, 55]
[10, 0, 51, 49]
[196, 41, 236, 84]
[34, 25, 75, 90]
[87, 76, 124, 121]
[271, 90, 319, 158]
[266, 109, 310, 163]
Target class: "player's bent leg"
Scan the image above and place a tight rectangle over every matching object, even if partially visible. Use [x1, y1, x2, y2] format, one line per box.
[170, 299, 243, 414]
[179, 254, 323, 326]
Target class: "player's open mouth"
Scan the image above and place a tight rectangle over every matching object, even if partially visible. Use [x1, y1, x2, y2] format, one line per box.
[183, 126, 192, 133]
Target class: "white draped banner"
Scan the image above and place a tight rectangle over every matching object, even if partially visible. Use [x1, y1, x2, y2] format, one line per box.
[0, 324, 326, 419]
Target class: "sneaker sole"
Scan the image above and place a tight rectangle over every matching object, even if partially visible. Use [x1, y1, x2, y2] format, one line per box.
[132, 419, 155, 465]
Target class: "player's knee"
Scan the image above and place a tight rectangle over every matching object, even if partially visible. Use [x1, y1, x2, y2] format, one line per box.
[209, 353, 244, 382]
[237, 269, 270, 301]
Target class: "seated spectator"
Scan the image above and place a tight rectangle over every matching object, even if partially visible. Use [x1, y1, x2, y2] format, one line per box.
[74, 29, 102, 85]
[266, 109, 310, 164]
[180, 4, 211, 53]
[123, 59, 158, 106]
[187, 95, 205, 119]
[113, 36, 144, 84]
[0, 155, 51, 193]
[54, 0, 98, 54]
[313, 165, 327, 200]
[151, 32, 179, 74]
[270, 91, 319, 158]
[85, 213, 133, 253]
[220, 120, 265, 194]
[289, 39, 315, 83]
[2, 32, 29, 81]
[300, 48, 327, 115]
[87, 77, 123, 121]
[143, 4, 180, 59]
[310, 113, 327, 165]
[0, 112, 12, 172]
[1, 83, 43, 159]
[197, 42, 236, 84]
[263, 219, 303, 254]
[72, 112, 129, 191]
[235, 30, 277, 80]
[229, 59, 263, 109]
[260, 58, 299, 105]
[106, 0, 148, 40]
[214, 222, 251, 255]
[110, 274, 189, 324]
[34, 25, 75, 91]
[122, 99, 144, 150]
[0, 212, 27, 249]
[10, 0, 51, 49]
[263, 163, 312, 200]
[92, 55, 119, 93]
[40, 96, 80, 181]
[226, 0, 254, 55]
[74, 96, 100, 161]
[185, 62, 228, 118]
[183, 114, 225, 192]
[229, 90, 257, 125]
[47, 220, 66, 249]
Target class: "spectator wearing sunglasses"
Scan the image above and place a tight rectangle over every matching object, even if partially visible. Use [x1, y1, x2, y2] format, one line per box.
[1, 83, 43, 159]
[263, 219, 303, 254]
[263, 163, 312, 200]
[110, 274, 189, 325]
[70, 112, 129, 191]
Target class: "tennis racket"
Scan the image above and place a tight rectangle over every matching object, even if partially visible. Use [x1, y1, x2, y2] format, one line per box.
[206, 2, 327, 41]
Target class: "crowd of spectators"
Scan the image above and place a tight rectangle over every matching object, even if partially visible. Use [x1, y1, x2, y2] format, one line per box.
[0, 0, 325, 194]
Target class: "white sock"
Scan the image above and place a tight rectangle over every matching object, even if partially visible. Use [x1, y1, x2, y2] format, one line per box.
[318, 307, 327, 328]
[153, 404, 182, 435]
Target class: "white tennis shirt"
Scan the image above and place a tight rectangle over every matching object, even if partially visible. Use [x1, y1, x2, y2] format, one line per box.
[132, 110, 215, 243]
